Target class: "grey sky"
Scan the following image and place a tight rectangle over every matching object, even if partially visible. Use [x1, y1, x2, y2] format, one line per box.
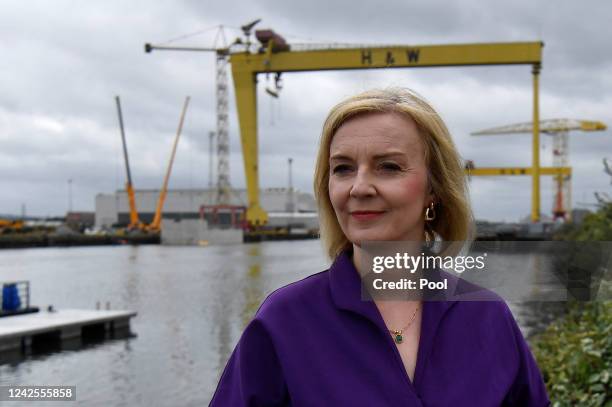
[1, 0, 611, 221]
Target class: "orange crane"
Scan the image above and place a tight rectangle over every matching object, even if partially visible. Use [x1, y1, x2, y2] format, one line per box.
[115, 96, 190, 233]
[115, 96, 143, 230]
[472, 119, 607, 220]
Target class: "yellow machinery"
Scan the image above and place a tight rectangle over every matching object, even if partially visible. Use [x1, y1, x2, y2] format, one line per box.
[0, 219, 24, 233]
[471, 119, 606, 220]
[230, 35, 544, 224]
[147, 23, 545, 225]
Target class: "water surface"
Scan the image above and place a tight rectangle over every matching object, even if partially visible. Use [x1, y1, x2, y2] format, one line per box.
[0, 241, 561, 405]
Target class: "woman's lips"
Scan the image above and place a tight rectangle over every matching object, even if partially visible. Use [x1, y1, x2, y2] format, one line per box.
[350, 211, 385, 221]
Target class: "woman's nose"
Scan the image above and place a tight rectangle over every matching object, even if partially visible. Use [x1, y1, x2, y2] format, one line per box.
[349, 168, 376, 198]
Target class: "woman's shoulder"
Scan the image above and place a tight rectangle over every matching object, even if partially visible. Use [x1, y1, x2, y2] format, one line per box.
[445, 296, 516, 326]
[440, 298, 525, 352]
[437, 269, 517, 326]
[254, 269, 333, 322]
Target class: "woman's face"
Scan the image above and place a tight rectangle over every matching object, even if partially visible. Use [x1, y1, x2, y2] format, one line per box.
[328, 112, 433, 244]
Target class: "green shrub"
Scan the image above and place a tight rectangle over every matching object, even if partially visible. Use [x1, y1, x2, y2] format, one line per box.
[530, 203, 612, 407]
[554, 203, 612, 241]
[533, 202, 612, 406]
[530, 302, 612, 406]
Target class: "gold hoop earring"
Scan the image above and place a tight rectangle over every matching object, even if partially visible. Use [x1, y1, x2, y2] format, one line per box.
[425, 202, 436, 221]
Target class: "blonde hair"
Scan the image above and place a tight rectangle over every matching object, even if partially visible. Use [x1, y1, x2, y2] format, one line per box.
[313, 88, 474, 260]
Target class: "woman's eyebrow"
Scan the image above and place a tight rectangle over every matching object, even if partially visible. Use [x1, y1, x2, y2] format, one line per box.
[330, 151, 408, 161]
[371, 152, 406, 160]
[329, 153, 352, 161]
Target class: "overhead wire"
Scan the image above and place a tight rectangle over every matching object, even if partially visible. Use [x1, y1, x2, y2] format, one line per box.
[160, 25, 223, 45]
[213, 25, 228, 48]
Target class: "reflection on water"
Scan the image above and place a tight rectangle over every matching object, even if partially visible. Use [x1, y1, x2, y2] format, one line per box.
[0, 241, 565, 405]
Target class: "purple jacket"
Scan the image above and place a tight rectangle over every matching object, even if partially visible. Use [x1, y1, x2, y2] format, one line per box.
[210, 250, 550, 406]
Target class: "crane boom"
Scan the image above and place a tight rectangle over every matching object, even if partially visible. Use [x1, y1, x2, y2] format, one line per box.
[115, 96, 141, 229]
[472, 119, 607, 135]
[145, 30, 233, 206]
[149, 96, 191, 232]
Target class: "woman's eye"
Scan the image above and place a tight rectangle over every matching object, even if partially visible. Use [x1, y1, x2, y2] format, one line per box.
[380, 162, 401, 171]
[332, 164, 352, 174]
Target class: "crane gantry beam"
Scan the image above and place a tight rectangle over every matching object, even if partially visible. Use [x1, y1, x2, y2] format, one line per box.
[466, 167, 570, 177]
[231, 42, 543, 73]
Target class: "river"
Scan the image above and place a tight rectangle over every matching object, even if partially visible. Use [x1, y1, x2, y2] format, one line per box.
[0, 240, 564, 405]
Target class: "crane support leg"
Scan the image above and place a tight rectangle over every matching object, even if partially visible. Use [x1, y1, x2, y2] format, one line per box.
[531, 64, 541, 223]
[232, 68, 268, 226]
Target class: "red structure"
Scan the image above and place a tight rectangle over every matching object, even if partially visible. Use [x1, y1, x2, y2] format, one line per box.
[200, 205, 247, 230]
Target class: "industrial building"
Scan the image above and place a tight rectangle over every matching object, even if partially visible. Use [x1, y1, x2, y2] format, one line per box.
[94, 187, 319, 231]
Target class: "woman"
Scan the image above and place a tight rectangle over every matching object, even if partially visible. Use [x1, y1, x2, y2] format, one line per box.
[210, 88, 550, 406]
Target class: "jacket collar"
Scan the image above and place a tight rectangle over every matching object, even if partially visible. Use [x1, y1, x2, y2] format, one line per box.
[328, 249, 458, 386]
[328, 249, 382, 323]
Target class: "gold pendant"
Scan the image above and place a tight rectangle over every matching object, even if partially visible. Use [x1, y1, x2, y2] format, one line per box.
[393, 331, 403, 344]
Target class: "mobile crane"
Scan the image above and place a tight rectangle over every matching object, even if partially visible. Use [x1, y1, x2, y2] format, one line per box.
[114, 96, 190, 233]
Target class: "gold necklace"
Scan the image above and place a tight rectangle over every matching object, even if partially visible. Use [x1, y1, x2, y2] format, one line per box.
[388, 305, 420, 344]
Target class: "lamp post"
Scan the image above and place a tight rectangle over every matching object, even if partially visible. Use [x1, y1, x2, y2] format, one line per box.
[286, 158, 294, 213]
[68, 179, 73, 213]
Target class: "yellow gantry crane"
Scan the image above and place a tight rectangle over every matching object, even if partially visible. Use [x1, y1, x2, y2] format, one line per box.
[147, 22, 545, 226]
[471, 119, 606, 220]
